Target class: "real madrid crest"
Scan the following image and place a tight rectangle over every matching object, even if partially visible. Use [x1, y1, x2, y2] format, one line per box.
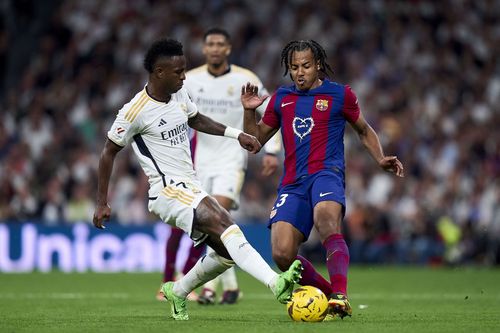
[316, 99, 329, 111]
[227, 86, 234, 96]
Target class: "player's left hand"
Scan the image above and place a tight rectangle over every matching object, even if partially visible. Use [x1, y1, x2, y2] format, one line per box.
[261, 153, 279, 176]
[379, 156, 404, 177]
[238, 132, 262, 154]
[241, 82, 269, 110]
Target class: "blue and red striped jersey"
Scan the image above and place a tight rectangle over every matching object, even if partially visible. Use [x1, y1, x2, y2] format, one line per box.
[262, 79, 360, 187]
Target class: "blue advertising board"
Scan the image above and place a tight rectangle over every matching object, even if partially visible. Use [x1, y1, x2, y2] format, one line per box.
[0, 222, 272, 272]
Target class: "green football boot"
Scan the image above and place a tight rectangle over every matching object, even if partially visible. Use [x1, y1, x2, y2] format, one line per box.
[274, 260, 303, 304]
[161, 282, 189, 320]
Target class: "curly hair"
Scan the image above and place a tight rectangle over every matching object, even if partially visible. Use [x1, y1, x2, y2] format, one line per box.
[143, 38, 184, 73]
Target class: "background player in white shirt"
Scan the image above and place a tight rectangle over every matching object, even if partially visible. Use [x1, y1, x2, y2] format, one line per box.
[184, 28, 280, 305]
[92, 38, 302, 320]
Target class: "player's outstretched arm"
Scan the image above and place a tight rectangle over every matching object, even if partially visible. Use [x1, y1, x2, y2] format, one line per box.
[188, 112, 262, 153]
[350, 114, 404, 177]
[93, 139, 123, 229]
[188, 112, 226, 136]
[241, 82, 277, 145]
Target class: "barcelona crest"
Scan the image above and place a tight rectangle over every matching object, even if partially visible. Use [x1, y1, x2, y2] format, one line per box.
[316, 99, 329, 111]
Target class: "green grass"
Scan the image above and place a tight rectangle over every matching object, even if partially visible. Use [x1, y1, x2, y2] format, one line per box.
[1, 267, 499, 332]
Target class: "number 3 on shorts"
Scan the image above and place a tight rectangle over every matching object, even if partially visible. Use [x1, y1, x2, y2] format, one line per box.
[276, 193, 289, 208]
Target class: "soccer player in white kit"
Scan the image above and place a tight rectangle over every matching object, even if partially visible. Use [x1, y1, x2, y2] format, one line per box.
[184, 28, 280, 305]
[92, 38, 302, 321]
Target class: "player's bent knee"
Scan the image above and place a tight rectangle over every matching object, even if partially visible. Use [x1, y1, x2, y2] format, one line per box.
[207, 210, 233, 234]
[217, 214, 233, 229]
[314, 202, 343, 232]
[194, 197, 233, 235]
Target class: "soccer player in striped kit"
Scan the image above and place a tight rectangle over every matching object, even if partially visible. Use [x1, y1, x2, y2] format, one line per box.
[242, 40, 404, 319]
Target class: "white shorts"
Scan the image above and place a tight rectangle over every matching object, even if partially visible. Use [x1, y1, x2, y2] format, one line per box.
[148, 179, 209, 246]
[197, 168, 245, 210]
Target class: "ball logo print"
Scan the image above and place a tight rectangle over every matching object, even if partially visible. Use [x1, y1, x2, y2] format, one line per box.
[292, 117, 314, 140]
[287, 286, 329, 322]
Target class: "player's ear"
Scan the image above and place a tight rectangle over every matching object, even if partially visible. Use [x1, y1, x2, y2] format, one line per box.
[225, 44, 232, 56]
[154, 66, 162, 78]
[315, 60, 321, 71]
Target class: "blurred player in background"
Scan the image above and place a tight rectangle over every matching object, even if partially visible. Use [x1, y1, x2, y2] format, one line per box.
[184, 28, 281, 305]
[242, 40, 404, 319]
[93, 38, 302, 320]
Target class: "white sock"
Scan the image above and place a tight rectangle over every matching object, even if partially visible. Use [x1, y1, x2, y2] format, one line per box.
[220, 267, 238, 290]
[203, 247, 220, 291]
[220, 225, 277, 288]
[173, 252, 234, 297]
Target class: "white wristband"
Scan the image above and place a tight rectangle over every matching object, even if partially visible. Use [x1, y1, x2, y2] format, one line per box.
[224, 127, 242, 139]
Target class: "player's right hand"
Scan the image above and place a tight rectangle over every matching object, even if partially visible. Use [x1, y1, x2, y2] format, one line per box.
[238, 132, 262, 154]
[241, 82, 269, 110]
[93, 203, 111, 229]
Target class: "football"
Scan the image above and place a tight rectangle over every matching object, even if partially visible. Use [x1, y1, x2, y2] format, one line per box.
[287, 286, 329, 322]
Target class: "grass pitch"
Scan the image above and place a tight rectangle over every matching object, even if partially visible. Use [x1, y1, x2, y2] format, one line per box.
[1, 267, 499, 332]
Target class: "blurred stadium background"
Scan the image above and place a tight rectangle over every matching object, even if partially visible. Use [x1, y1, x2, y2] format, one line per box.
[0, 0, 499, 274]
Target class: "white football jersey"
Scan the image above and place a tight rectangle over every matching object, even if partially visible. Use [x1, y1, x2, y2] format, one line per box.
[108, 86, 198, 196]
[185, 65, 269, 172]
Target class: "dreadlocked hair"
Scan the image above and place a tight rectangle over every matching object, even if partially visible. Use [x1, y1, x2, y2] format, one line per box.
[280, 40, 333, 77]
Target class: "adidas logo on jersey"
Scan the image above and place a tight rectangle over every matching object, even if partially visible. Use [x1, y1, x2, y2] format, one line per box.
[158, 118, 167, 127]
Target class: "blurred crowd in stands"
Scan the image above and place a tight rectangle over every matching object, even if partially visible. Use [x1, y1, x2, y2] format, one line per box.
[0, 0, 498, 265]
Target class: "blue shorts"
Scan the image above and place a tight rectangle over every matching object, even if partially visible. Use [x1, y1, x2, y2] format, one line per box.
[268, 169, 345, 241]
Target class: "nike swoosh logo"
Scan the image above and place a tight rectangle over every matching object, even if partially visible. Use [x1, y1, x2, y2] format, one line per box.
[319, 192, 333, 197]
[173, 302, 179, 315]
[281, 101, 294, 107]
[326, 250, 339, 261]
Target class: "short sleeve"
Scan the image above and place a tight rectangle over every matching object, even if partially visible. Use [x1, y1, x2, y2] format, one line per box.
[343, 85, 360, 123]
[107, 107, 141, 147]
[178, 87, 198, 118]
[261, 93, 280, 128]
